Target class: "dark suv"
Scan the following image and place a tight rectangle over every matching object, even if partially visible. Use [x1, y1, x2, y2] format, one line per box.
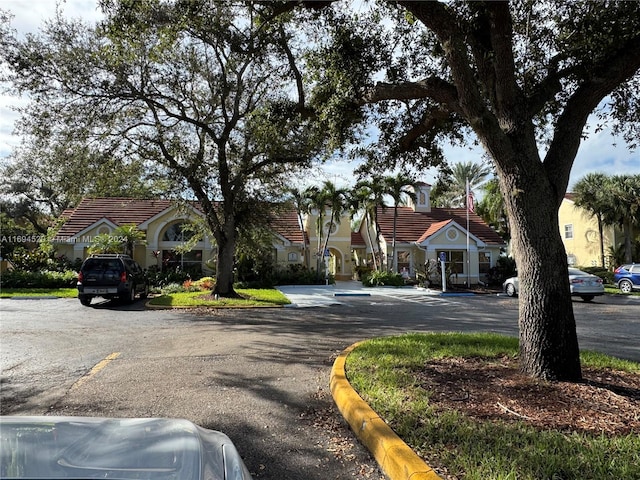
[77, 254, 149, 306]
[614, 263, 640, 294]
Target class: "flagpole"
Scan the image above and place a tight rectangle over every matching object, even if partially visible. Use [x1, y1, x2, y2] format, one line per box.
[466, 178, 470, 288]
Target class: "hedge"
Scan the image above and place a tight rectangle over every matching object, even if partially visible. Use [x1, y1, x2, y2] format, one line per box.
[0, 270, 78, 289]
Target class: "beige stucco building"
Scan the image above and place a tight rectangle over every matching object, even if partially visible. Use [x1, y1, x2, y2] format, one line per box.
[54, 191, 506, 284]
[353, 183, 507, 285]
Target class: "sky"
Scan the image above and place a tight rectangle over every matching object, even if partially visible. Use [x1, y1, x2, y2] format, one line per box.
[2, 0, 639, 192]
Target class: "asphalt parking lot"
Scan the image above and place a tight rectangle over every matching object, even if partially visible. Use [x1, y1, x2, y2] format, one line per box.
[1, 285, 638, 479]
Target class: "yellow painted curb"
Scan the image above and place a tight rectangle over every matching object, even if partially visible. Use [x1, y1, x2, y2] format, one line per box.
[330, 342, 442, 480]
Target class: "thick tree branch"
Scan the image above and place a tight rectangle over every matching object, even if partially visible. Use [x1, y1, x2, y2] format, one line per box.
[544, 33, 640, 202]
[399, 108, 451, 152]
[361, 77, 459, 111]
[397, 1, 488, 127]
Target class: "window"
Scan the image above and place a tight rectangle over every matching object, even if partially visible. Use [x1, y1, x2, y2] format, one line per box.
[438, 251, 464, 274]
[163, 222, 196, 242]
[397, 251, 411, 273]
[288, 252, 298, 262]
[323, 221, 338, 235]
[564, 224, 574, 239]
[162, 250, 202, 270]
[446, 228, 459, 241]
[479, 252, 491, 276]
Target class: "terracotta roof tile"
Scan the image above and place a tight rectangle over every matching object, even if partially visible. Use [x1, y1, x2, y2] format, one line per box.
[269, 209, 306, 244]
[56, 198, 176, 237]
[57, 198, 307, 245]
[376, 206, 505, 245]
[351, 231, 366, 247]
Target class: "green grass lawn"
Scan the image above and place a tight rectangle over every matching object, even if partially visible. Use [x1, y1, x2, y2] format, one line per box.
[346, 332, 640, 480]
[0, 288, 78, 298]
[0, 287, 290, 307]
[147, 288, 290, 307]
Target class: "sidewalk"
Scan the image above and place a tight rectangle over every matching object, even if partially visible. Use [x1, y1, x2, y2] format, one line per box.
[277, 281, 443, 308]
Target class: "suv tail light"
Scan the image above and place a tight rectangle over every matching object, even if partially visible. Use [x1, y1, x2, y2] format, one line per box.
[78, 271, 84, 282]
[120, 271, 127, 282]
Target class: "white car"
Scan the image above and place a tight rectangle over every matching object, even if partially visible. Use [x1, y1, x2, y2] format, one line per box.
[503, 267, 604, 302]
[0, 416, 252, 479]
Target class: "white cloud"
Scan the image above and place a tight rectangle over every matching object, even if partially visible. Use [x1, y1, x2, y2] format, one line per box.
[1, 1, 104, 157]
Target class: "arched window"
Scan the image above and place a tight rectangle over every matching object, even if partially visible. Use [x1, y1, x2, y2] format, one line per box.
[162, 222, 196, 242]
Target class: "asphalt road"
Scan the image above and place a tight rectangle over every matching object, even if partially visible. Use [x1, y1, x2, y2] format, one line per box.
[1, 287, 638, 479]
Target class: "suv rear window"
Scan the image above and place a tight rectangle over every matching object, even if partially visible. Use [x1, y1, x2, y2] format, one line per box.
[83, 259, 124, 272]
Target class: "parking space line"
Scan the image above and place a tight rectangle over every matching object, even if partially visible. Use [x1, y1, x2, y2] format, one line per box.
[71, 352, 121, 390]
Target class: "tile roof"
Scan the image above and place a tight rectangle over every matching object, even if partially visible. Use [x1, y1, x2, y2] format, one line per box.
[376, 206, 505, 245]
[269, 209, 306, 244]
[351, 231, 366, 247]
[56, 197, 306, 245]
[56, 198, 177, 237]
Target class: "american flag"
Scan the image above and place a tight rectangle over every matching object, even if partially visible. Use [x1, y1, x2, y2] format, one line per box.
[466, 180, 475, 213]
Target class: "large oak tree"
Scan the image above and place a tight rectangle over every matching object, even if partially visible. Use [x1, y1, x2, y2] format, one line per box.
[304, 0, 640, 380]
[2, 1, 321, 296]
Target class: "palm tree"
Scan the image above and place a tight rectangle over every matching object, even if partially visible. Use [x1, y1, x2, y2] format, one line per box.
[350, 180, 379, 270]
[432, 161, 492, 208]
[572, 173, 609, 268]
[114, 224, 146, 258]
[604, 174, 640, 264]
[303, 181, 349, 280]
[319, 181, 349, 266]
[286, 187, 312, 268]
[476, 178, 510, 241]
[88, 233, 123, 255]
[351, 178, 385, 271]
[383, 173, 418, 273]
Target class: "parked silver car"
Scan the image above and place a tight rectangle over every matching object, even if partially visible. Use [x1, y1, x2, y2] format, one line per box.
[0, 416, 252, 480]
[503, 267, 604, 302]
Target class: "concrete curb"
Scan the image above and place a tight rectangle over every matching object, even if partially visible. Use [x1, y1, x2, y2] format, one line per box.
[330, 342, 443, 480]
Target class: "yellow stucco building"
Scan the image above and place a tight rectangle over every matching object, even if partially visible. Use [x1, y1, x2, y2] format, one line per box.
[559, 194, 625, 268]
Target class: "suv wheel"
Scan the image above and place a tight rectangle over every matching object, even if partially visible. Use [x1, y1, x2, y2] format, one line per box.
[128, 284, 137, 303]
[619, 279, 633, 294]
[79, 295, 92, 306]
[121, 285, 136, 304]
[505, 283, 517, 297]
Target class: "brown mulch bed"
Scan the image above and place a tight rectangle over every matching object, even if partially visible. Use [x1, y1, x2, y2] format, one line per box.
[416, 356, 640, 435]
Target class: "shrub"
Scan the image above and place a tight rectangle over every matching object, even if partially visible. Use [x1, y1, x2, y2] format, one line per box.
[485, 256, 517, 286]
[146, 266, 195, 288]
[271, 264, 334, 286]
[160, 283, 188, 294]
[580, 266, 614, 284]
[194, 277, 215, 290]
[0, 270, 78, 288]
[362, 270, 405, 287]
[354, 265, 373, 281]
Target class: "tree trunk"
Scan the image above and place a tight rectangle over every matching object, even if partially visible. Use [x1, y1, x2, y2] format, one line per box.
[501, 169, 582, 381]
[597, 215, 605, 269]
[363, 215, 378, 270]
[623, 220, 634, 264]
[212, 220, 239, 298]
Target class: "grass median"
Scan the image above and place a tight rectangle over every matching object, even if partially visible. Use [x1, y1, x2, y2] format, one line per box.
[345, 332, 640, 480]
[0, 288, 78, 298]
[147, 288, 291, 307]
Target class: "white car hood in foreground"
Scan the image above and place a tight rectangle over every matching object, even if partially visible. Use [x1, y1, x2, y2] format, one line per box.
[0, 416, 252, 480]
